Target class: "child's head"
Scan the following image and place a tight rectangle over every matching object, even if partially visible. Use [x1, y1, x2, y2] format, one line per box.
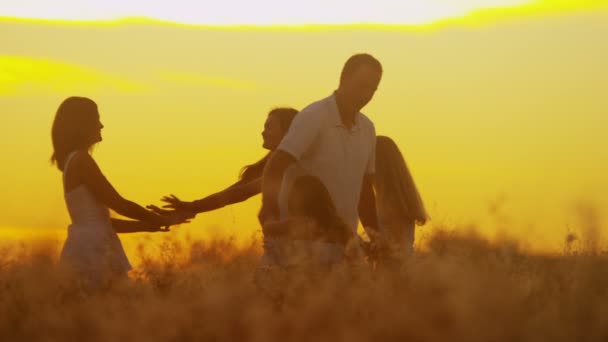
[375, 136, 428, 225]
[287, 175, 350, 243]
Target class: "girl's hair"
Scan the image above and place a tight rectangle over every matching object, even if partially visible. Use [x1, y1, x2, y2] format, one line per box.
[239, 107, 298, 181]
[51, 96, 99, 171]
[375, 136, 428, 226]
[288, 175, 351, 244]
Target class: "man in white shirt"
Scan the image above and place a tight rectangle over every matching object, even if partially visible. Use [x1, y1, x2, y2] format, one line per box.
[259, 54, 382, 262]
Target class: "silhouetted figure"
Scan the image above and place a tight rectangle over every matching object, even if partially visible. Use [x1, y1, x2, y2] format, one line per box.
[155, 107, 298, 214]
[373, 136, 428, 263]
[259, 53, 383, 266]
[51, 97, 189, 288]
[256, 175, 356, 305]
[262, 175, 353, 269]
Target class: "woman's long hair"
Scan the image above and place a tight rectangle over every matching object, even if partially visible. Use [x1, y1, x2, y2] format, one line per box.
[238, 107, 298, 182]
[51, 97, 99, 171]
[288, 175, 351, 244]
[375, 136, 428, 226]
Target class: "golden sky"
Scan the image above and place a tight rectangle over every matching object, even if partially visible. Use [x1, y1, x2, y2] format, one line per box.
[0, 0, 607, 253]
[0, 0, 607, 25]
[0, 0, 533, 25]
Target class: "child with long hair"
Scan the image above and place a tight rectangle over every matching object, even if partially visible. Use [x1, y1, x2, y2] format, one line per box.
[373, 136, 428, 259]
[156, 107, 298, 214]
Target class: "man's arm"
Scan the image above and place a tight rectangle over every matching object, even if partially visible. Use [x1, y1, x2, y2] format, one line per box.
[258, 150, 295, 224]
[359, 174, 379, 236]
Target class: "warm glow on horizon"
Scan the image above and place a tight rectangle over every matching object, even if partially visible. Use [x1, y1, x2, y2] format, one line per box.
[0, 1, 607, 253]
[0, 0, 537, 25]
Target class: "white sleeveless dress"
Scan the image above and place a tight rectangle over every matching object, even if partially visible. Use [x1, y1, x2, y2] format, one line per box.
[59, 151, 132, 285]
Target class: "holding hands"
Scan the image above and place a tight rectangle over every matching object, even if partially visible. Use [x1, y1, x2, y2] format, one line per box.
[146, 202, 195, 232]
[111, 207, 192, 234]
[158, 194, 198, 213]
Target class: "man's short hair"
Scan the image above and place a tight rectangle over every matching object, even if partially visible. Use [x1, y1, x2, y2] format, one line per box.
[340, 53, 383, 84]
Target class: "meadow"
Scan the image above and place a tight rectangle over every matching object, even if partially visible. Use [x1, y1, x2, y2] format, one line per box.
[2, 226, 608, 341]
[2, 3, 608, 341]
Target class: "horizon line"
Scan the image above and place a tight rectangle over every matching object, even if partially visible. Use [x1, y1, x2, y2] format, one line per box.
[0, 5, 606, 33]
[2, 6, 605, 32]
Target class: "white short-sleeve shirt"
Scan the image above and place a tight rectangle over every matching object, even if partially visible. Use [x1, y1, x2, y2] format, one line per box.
[277, 93, 376, 232]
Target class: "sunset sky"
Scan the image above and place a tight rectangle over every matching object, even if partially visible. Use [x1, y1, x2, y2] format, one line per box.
[1, 0, 607, 253]
[0, 0, 607, 25]
[0, 0, 547, 24]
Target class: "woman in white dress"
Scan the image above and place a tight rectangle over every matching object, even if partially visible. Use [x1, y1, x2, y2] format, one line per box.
[373, 136, 428, 262]
[51, 96, 189, 288]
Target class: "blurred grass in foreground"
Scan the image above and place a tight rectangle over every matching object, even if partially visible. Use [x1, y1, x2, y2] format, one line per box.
[2, 225, 608, 341]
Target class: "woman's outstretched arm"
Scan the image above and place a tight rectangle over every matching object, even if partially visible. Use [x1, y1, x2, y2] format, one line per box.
[162, 178, 262, 214]
[192, 178, 261, 213]
[77, 153, 189, 227]
[111, 219, 169, 234]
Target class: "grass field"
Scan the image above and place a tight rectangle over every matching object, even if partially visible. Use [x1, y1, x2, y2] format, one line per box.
[1, 227, 608, 341]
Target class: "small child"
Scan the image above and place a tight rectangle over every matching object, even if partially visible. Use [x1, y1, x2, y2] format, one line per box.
[263, 175, 354, 271]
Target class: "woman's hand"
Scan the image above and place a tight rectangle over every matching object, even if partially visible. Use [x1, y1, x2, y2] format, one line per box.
[112, 219, 175, 234]
[147, 204, 175, 216]
[163, 210, 193, 226]
[147, 205, 194, 227]
[160, 194, 197, 212]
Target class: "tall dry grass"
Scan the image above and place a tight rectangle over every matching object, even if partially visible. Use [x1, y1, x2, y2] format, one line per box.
[1, 228, 608, 341]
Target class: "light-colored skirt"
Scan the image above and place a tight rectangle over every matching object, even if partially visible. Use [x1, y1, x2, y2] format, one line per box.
[59, 223, 132, 287]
